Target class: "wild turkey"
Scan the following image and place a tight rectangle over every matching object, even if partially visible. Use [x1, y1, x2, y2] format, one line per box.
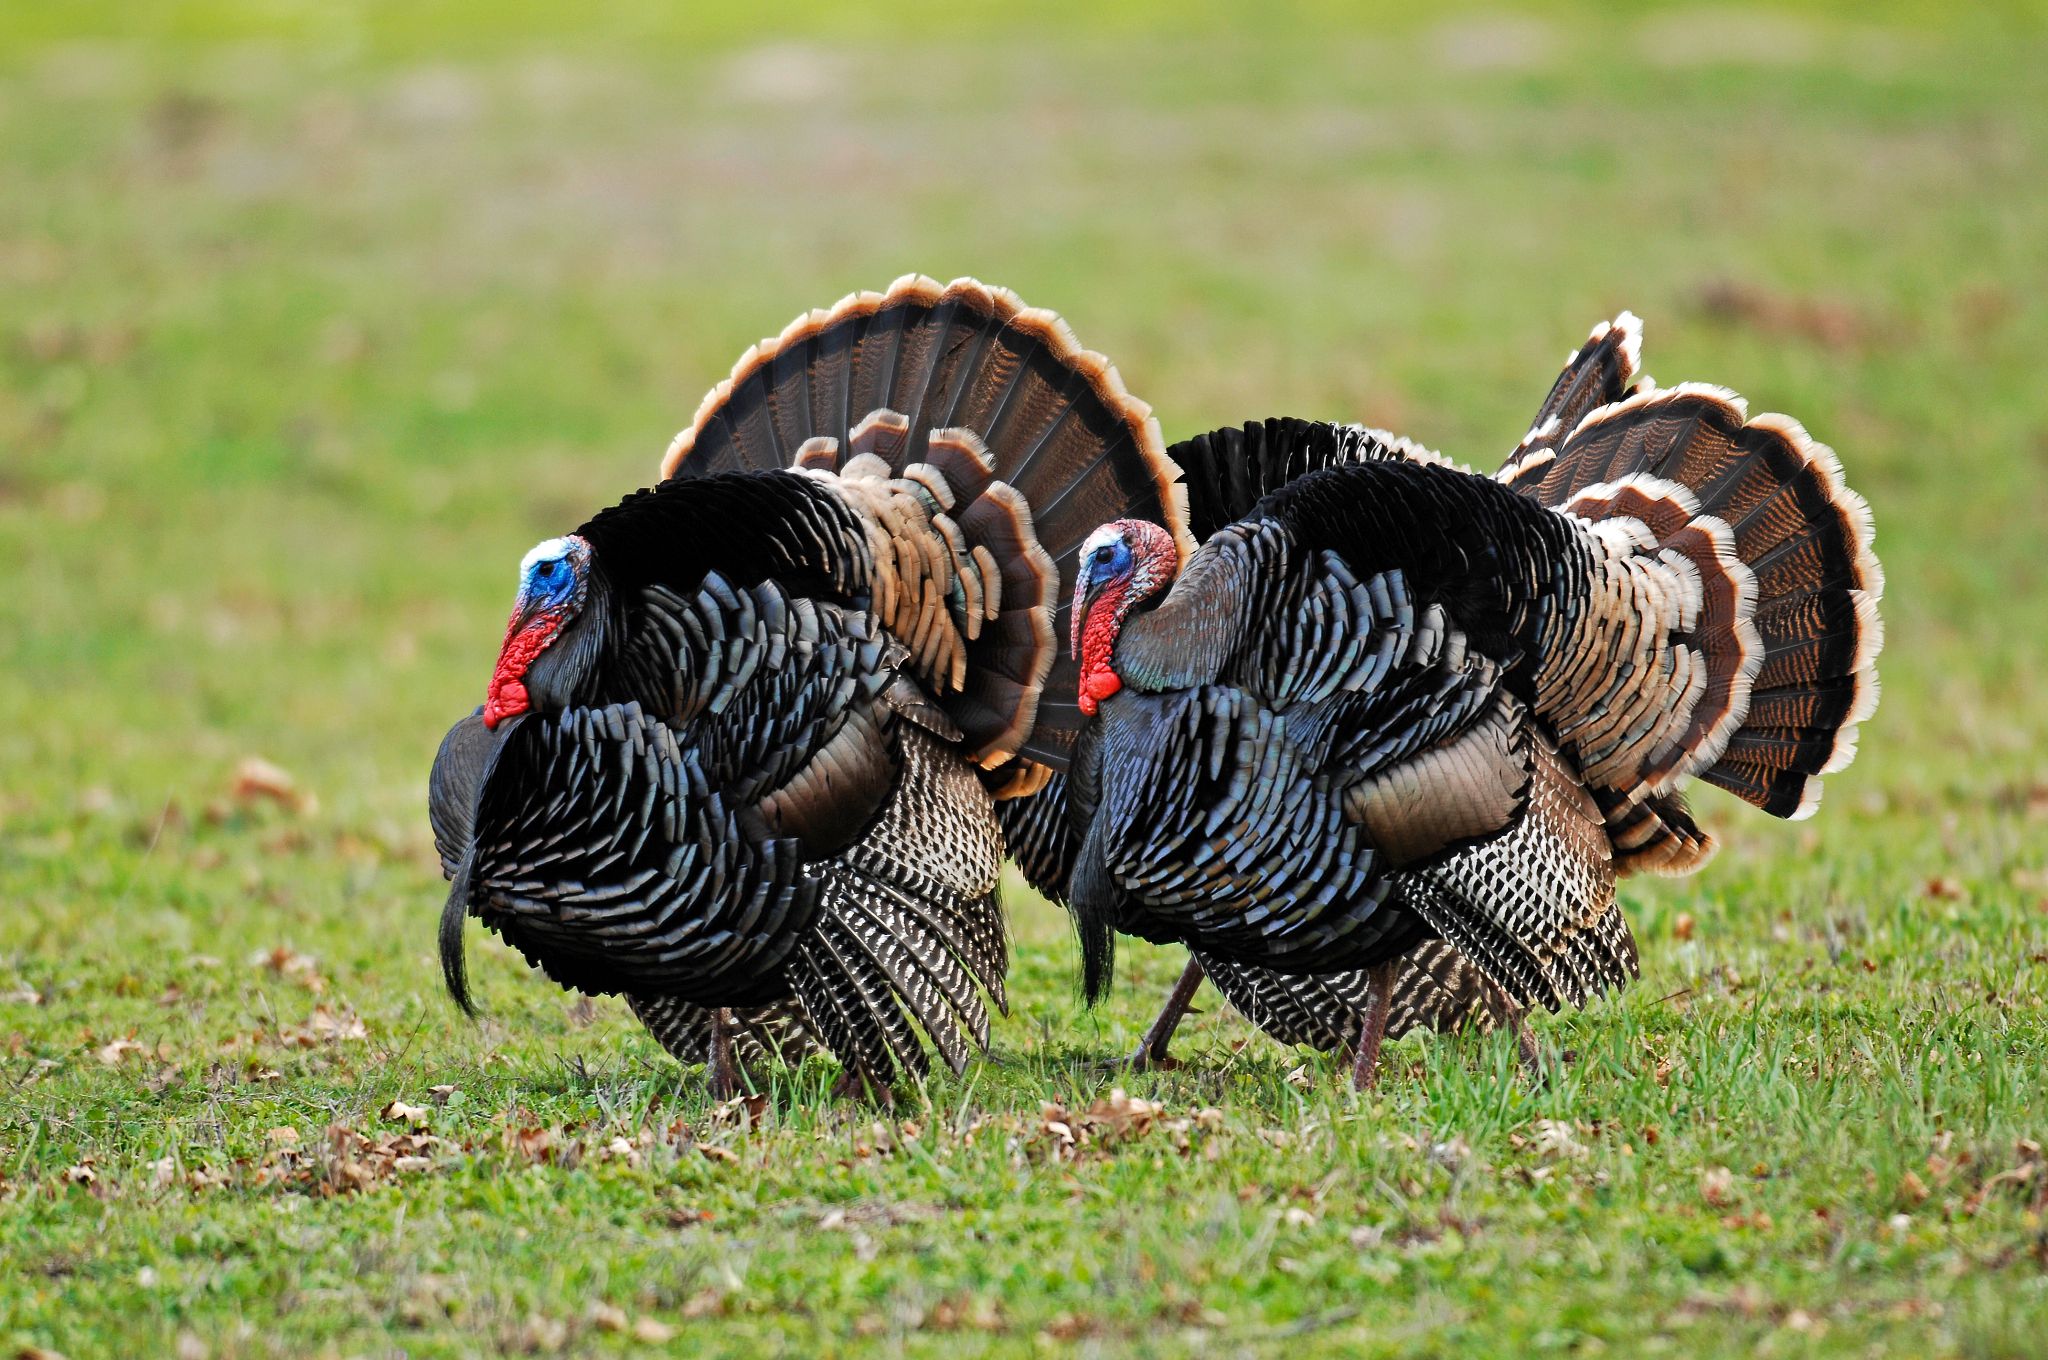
[999, 420, 1549, 1069]
[1028, 312, 1883, 1085]
[429, 275, 1192, 1096]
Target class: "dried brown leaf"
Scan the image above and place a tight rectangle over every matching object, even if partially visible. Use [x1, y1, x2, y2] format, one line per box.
[1530, 1119, 1588, 1161]
[381, 1100, 431, 1128]
[96, 1037, 147, 1065]
[232, 757, 315, 814]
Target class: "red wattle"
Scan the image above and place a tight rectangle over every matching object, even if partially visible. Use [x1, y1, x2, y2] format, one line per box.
[484, 609, 562, 728]
[1074, 577, 1130, 719]
[1077, 669, 1122, 717]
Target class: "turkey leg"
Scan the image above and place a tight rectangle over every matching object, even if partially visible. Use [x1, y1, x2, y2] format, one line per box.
[1482, 979, 1543, 1078]
[1349, 960, 1400, 1091]
[1128, 957, 1206, 1070]
[706, 1007, 740, 1100]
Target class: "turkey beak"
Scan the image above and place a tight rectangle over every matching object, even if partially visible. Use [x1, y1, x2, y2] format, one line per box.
[507, 589, 547, 637]
[1072, 576, 1106, 660]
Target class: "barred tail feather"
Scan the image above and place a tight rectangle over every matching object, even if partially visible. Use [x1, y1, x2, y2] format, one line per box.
[1499, 310, 1647, 481]
[1597, 787, 1716, 876]
[1399, 735, 1635, 1013]
[1198, 938, 1496, 1052]
[786, 725, 1008, 1087]
[627, 996, 822, 1070]
[659, 275, 1194, 773]
[1505, 333, 1883, 826]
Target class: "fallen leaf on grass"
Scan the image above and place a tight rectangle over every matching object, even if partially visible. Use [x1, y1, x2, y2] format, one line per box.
[232, 757, 316, 814]
[924, 1294, 1006, 1333]
[508, 1314, 568, 1354]
[1700, 1166, 1736, 1207]
[1424, 1138, 1471, 1174]
[508, 1127, 556, 1163]
[709, 1092, 768, 1128]
[1530, 1120, 1589, 1161]
[96, 1037, 147, 1065]
[1032, 1088, 1175, 1162]
[249, 945, 325, 992]
[1041, 1312, 1098, 1342]
[381, 1100, 431, 1127]
[1673, 912, 1697, 941]
[818, 1201, 936, 1233]
[279, 1006, 366, 1045]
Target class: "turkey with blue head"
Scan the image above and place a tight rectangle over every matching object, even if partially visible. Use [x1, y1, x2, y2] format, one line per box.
[1005, 312, 1884, 1085]
[428, 276, 1196, 1097]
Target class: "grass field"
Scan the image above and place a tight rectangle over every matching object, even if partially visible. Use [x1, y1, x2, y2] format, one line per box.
[4, 2, 2048, 1355]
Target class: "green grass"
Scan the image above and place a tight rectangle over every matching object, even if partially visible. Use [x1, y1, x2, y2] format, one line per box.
[4, 2, 2047, 1355]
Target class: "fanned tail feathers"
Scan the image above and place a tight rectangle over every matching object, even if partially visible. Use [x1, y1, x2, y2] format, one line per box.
[1501, 316, 1883, 845]
[660, 274, 1194, 775]
[1166, 418, 1409, 540]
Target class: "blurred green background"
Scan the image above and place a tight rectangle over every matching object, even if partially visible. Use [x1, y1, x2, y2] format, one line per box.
[3, 3, 2046, 1356]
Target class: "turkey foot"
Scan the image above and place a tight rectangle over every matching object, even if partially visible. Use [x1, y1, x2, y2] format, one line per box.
[1126, 957, 1206, 1071]
[830, 1070, 896, 1106]
[1349, 960, 1400, 1091]
[705, 1007, 740, 1101]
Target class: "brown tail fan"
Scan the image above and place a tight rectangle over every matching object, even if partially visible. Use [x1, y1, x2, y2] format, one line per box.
[661, 275, 1193, 773]
[1500, 325, 1883, 829]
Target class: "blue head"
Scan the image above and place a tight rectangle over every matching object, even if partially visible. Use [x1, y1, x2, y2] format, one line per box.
[485, 534, 593, 728]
